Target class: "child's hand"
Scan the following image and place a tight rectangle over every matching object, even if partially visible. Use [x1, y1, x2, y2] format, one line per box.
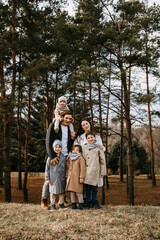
[46, 180, 50, 184]
[80, 178, 84, 184]
[99, 145, 103, 150]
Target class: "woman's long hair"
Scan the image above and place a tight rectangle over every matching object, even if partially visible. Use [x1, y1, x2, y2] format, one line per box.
[76, 118, 93, 138]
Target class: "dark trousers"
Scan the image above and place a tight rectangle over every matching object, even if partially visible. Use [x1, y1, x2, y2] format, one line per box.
[86, 184, 98, 202]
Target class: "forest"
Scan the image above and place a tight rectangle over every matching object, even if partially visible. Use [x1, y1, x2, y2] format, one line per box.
[0, 0, 160, 205]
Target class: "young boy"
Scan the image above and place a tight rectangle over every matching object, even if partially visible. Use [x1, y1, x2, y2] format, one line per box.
[54, 96, 74, 136]
[66, 145, 86, 210]
[45, 139, 67, 211]
[82, 131, 106, 209]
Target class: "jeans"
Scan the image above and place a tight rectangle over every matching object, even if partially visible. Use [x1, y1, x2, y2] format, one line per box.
[86, 184, 98, 202]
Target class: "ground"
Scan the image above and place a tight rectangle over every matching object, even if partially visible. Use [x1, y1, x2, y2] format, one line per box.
[0, 174, 160, 239]
[0, 173, 160, 206]
[0, 203, 160, 239]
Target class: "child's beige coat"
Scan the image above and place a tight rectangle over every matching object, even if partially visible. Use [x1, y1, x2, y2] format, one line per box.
[66, 156, 86, 194]
[82, 144, 106, 186]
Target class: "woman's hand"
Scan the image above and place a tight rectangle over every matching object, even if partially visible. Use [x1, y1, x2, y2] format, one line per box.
[100, 175, 104, 178]
[99, 145, 103, 150]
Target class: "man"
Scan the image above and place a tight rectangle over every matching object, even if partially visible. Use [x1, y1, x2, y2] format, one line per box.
[41, 110, 75, 209]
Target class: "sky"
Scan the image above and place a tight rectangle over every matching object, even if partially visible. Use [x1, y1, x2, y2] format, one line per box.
[65, 0, 160, 126]
[66, 0, 160, 15]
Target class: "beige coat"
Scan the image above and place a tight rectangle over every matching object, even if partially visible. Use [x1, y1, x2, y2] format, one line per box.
[66, 156, 86, 194]
[82, 144, 106, 186]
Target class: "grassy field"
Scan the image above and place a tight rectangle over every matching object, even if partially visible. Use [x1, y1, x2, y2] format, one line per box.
[0, 174, 160, 239]
[0, 203, 160, 240]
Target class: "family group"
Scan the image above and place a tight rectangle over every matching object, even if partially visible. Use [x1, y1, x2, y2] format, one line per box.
[41, 96, 107, 211]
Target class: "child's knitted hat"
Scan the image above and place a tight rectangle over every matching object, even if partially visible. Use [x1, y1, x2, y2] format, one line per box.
[52, 140, 62, 148]
[58, 96, 67, 103]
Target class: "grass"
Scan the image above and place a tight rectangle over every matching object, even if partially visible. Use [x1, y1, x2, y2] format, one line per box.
[0, 203, 160, 240]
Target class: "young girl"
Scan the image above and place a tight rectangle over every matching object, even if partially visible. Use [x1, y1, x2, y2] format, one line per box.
[66, 145, 86, 210]
[82, 131, 106, 209]
[45, 139, 67, 211]
[54, 96, 74, 135]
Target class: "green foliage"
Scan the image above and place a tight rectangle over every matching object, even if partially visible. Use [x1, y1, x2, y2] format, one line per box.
[108, 140, 148, 174]
[0, 0, 159, 174]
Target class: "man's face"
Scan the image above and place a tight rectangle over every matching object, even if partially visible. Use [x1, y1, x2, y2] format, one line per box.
[62, 114, 73, 126]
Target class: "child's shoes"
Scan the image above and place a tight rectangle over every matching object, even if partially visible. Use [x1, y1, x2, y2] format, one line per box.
[59, 203, 68, 209]
[72, 203, 77, 209]
[78, 203, 83, 210]
[92, 201, 102, 209]
[86, 202, 91, 209]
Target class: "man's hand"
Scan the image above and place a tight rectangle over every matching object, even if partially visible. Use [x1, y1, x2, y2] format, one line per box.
[50, 157, 59, 166]
[46, 180, 50, 184]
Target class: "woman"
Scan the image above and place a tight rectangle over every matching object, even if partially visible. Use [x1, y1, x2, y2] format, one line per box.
[74, 119, 104, 150]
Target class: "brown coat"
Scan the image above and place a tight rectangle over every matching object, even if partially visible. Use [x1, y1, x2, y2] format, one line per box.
[66, 156, 86, 194]
[82, 144, 106, 186]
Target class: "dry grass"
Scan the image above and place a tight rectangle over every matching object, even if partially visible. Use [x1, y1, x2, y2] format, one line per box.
[0, 174, 160, 239]
[0, 203, 160, 240]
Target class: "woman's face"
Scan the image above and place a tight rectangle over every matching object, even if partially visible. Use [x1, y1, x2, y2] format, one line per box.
[81, 120, 91, 133]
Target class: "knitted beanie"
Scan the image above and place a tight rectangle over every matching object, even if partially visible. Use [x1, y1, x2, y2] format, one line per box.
[58, 96, 67, 103]
[52, 140, 62, 148]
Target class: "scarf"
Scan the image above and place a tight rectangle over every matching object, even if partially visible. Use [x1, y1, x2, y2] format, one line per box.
[68, 152, 82, 161]
[87, 140, 99, 150]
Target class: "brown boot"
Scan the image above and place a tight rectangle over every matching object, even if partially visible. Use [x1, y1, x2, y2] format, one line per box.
[41, 198, 49, 210]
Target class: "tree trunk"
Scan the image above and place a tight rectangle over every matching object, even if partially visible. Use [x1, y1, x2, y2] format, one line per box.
[82, 80, 86, 118]
[23, 81, 32, 202]
[98, 79, 103, 139]
[46, 73, 50, 130]
[120, 80, 124, 182]
[53, 70, 58, 117]
[105, 56, 111, 190]
[146, 65, 156, 186]
[0, 57, 11, 202]
[0, 110, 4, 186]
[73, 82, 76, 128]
[121, 69, 134, 205]
[17, 69, 22, 190]
[89, 77, 94, 129]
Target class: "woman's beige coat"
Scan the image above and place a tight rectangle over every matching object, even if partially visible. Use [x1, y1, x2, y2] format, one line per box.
[66, 156, 86, 194]
[82, 144, 106, 186]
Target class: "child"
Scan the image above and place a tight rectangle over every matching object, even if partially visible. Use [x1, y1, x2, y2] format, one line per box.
[82, 131, 106, 209]
[66, 145, 86, 210]
[45, 139, 67, 211]
[54, 96, 74, 135]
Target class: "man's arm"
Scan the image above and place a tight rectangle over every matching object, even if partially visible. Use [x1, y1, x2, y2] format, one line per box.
[46, 123, 57, 159]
